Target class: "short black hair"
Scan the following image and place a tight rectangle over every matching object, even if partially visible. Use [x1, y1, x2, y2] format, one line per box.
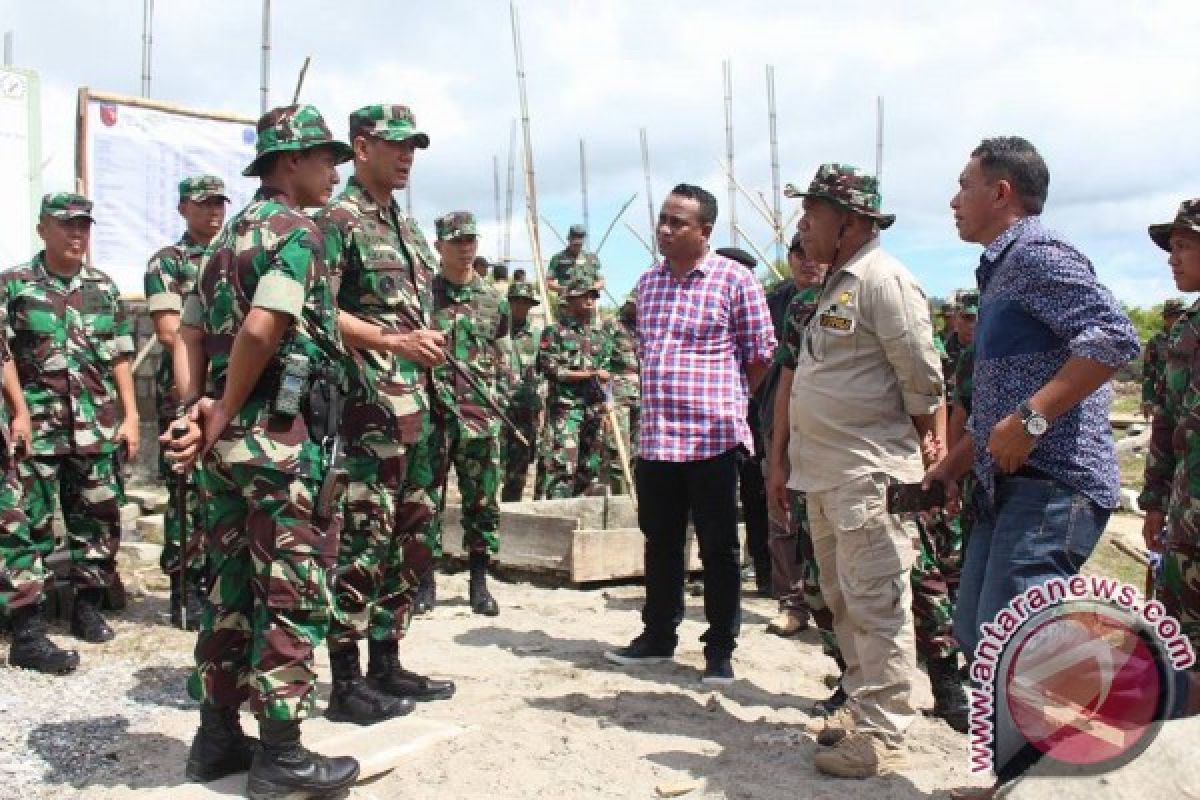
[669, 183, 718, 226]
[492, 262, 509, 280]
[971, 136, 1050, 215]
[715, 246, 756, 269]
[513, 268, 527, 281]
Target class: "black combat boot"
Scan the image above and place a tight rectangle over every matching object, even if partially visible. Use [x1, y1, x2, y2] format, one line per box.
[929, 655, 970, 733]
[366, 639, 455, 702]
[468, 551, 499, 616]
[324, 641, 415, 724]
[8, 604, 79, 675]
[70, 588, 115, 643]
[811, 683, 848, 718]
[168, 573, 203, 631]
[246, 718, 360, 800]
[185, 704, 259, 782]
[413, 569, 436, 615]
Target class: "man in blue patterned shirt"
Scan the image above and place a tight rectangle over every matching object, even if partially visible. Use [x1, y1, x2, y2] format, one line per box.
[926, 137, 1140, 668]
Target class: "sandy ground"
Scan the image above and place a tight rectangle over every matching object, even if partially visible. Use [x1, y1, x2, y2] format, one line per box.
[1, 511, 1185, 800]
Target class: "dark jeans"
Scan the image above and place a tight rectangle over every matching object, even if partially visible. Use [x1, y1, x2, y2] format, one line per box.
[636, 449, 742, 659]
[737, 454, 771, 573]
[953, 473, 1110, 662]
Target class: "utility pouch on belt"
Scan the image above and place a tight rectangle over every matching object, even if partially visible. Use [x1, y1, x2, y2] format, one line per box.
[272, 353, 311, 417]
[307, 364, 348, 526]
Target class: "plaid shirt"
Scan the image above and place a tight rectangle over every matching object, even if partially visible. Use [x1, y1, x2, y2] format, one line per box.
[636, 252, 776, 462]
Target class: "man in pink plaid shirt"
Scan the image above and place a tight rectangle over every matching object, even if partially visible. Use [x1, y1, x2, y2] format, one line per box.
[604, 183, 776, 685]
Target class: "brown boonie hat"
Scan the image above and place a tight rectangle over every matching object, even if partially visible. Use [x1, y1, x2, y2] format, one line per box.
[1148, 198, 1200, 251]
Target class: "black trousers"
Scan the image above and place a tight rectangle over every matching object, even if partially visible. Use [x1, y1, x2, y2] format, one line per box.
[636, 448, 742, 658]
[737, 454, 771, 572]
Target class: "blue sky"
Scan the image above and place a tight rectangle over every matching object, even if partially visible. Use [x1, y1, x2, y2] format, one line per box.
[4, 0, 1197, 306]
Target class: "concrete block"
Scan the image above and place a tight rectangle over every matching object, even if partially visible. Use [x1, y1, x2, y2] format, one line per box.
[136, 513, 166, 544]
[119, 540, 163, 570]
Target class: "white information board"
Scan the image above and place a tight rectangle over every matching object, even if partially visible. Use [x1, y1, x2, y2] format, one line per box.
[80, 91, 257, 295]
[0, 67, 41, 269]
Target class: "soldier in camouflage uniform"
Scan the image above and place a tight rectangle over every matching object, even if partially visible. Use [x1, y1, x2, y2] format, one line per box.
[536, 277, 635, 499]
[1, 193, 138, 647]
[545, 224, 604, 296]
[0, 283, 80, 674]
[419, 211, 511, 617]
[315, 104, 455, 715]
[144, 174, 229, 630]
[500, 281, 543, 502]
[908, 291, 976, 734]
[1141, 199, 1200, 671]
[604, 291, 640, 494]
[165, 105, 360, 796]
[1142, 298, 1186, 420]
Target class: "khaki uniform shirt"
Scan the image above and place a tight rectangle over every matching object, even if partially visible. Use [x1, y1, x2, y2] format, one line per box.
[788, 237, 943, 492]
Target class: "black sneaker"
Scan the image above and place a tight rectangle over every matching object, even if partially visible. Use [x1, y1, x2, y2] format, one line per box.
[701, 656, 735, 686]
[604, 634, 674, 666]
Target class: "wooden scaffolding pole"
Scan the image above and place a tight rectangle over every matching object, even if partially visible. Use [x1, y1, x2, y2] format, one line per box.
[510, 1, 551, 318]
[766, 64, 783, 265]
[639, 127, 657, 262]
[723, 59, 737, 247]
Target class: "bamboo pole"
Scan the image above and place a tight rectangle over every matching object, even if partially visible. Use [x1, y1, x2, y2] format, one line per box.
[260, 0, 270, 113]
[580, 138, 589, 237]
[766, 64, 783, 263]
[504, 119, 516, 263]
[291, 55, 311, 104]
[723, 59, 737, 246]
[510, 1, 551, 318]
[715, 158, 775, 228]
[734, 223, 787, 281]
[623, 221, 654, 256]
[639, 127, 657, 261]
[595, 192, 637, 255]
[81, 90, 255, 124]
[140, 0, 153, 98]
[876, 95, 885, 181]
[540, 215, 566, 246]
[493, 154, 502, 244]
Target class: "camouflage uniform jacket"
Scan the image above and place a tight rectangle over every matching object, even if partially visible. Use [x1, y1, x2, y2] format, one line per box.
[505, 319, 543, 414]
[773, 285, 824, 371]
[429, 273, 511, 438]
[181, 186, 346, 479]
[1, 253, 134, 456]
[1140, 303, 1200, 528]
[316, 177, 437, 447]
[144, 231, 207, 418]
[1142, 330, 1170, 411]
[547, 249, 601, 286]
[951, 344, 976, 416]
[537, 315, 625, 410]
[608, 316, 640, 406]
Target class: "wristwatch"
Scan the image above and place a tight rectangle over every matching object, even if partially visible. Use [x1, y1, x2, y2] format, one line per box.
[1018, 401, 1049, 438]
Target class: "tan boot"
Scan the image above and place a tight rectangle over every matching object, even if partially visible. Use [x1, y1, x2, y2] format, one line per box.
[813, 731, 908, 779]
[805, 705, 855, 747]
[765, 609, 809, 637]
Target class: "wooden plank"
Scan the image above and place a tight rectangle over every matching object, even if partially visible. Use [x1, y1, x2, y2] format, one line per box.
[443, 507, 578, 571]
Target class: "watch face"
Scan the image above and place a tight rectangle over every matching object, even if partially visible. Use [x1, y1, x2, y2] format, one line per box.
[1026, 415, 1049, 436]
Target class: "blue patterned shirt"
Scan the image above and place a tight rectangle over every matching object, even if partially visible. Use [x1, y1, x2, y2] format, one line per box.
[970, 216, 1140, 509]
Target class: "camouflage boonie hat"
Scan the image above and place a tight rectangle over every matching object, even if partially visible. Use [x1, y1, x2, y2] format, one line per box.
[785, 163, 895, 229]
[1164, 297, 1187, 315]
[40, 192, 94, 222]
[1148, 198, 1200, 251]
[178, 175, 229, 203]
[507, 280, 541, 305]
[348, 104, 430, 148]
[242, 104, 352, 177]
[568, 223, 587, 239]
[435, 211, 478, 240]
[564, 276, 600, 298]
[959, 291, 979, 315]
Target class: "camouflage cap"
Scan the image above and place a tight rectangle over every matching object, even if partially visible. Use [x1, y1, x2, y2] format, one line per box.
[40, 192, 94, 222]
[348, 104, 431, 148]
[568, 223, 587, 239]
[507, 280, 541, 305]
[1148, 198, 1200, 251]
[959, 291, 980, 315]
[784, 163, 895, 229]
[178, 174, 229, 203]
[564, 276, 600, 298]
[242, 104, 353, 177]
[1164, 297, 1187, 315]
[435, 211, 478, 240]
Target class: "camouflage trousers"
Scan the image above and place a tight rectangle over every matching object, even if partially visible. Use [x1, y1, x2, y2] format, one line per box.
[537, 402, 605, 499]
[1158, 518, 1200, 671]
[423, 415, 501, 556]
[911, 511, 963, 664]
[157, 418, 207, 578]
[328, 443, 435, 647]
[19, 453, 124, 590]
[0, 463, 41, 612]
[500, 407, 539, 503]
[789, 490, 840, 659]
[188, 461, 336, 721]
[604, 404, 639, 495]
